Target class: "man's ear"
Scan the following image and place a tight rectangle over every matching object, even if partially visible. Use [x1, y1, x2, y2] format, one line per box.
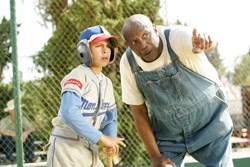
[153, 24, 158, 33]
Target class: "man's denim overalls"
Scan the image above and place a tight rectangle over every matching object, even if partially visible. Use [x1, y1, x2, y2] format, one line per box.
[126, 29, 234, 167]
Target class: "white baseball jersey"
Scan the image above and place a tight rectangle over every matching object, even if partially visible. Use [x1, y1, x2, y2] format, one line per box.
[59, 64, 116, 130]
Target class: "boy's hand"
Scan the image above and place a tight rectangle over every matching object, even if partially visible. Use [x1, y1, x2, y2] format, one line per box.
[99, 135, 126, 156]
[103, 146, 115, 156]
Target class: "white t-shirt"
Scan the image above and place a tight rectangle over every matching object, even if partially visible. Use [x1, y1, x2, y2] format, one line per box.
[120, 25, 221, 105]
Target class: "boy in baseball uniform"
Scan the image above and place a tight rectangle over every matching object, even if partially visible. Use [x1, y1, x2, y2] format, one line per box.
[46, 25, 126, 167]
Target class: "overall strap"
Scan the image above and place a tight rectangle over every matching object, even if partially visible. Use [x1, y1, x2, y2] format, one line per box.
[164, 29, 180, 62]
[125, 48, 143, 74]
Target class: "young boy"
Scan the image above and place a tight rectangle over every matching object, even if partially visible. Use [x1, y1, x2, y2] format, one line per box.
[46, 25, 126, 167]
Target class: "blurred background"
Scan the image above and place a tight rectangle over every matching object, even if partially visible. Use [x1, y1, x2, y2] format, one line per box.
[0, 0, 249, 166]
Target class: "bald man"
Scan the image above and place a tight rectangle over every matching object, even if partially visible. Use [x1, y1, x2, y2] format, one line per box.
[120, 14, 233, 167]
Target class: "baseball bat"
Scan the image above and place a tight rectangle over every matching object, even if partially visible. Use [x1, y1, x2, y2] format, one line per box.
[107, 156, 113, 167]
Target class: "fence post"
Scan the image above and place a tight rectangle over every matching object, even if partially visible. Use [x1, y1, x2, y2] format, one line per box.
[9, 0, 24, 166]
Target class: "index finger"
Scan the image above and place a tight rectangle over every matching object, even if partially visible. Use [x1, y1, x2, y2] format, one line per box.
[192, 28, 198, 37]
[118, 141, 126, 148]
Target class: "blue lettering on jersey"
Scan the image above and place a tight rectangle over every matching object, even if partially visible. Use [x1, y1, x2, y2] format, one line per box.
[81, 97, 96, 110]
[100, 100, 110, 110]
[81, 97, 110, 111]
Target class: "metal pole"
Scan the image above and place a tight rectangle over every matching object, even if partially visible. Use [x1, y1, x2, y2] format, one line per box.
[9, 0, 24, 166]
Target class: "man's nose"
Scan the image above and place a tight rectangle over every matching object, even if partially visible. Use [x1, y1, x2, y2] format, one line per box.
[139, 39, 147, 50]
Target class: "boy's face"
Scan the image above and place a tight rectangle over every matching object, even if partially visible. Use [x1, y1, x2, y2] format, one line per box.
[90, 40, 112, 68]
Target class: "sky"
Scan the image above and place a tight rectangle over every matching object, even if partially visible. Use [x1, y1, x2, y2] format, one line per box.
[1, 1, 52, 82]
[162, 0, 250, 70]
[1, 0, 250, 82]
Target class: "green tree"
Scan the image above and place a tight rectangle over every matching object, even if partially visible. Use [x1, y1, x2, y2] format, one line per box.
[0, 17, 11, 82]
[22, 77, 61, 141]
[232, 49, 250, 86]
[205, 45, 227, 76]
[0, 83, 13, 119]
[34, 0, 162, 78]
[0, 17, 15, 119]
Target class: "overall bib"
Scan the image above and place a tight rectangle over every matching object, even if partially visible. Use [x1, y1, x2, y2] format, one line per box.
[126, 29, 234, 167]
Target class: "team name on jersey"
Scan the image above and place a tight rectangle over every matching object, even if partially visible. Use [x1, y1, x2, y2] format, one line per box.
[81, 97, 110, 110]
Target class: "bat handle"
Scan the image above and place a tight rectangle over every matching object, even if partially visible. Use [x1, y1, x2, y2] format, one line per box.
[107, 156, 113, 167]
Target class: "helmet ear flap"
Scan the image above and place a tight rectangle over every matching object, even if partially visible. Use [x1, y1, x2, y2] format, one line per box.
[109, 48, 116, 64]
[77, 39, 92, 66]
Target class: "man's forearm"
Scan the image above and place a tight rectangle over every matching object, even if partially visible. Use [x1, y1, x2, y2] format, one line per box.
[0, 129, 16, 136]
[130, 105, 161, 159]
[135, 114, 161, 159]
[24, 127, 36, 134]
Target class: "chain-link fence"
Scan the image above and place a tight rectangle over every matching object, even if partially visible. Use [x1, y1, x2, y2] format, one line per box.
[1, 0, 250, 166]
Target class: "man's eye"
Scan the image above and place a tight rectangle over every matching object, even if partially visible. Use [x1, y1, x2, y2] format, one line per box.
[132, 41, 137, 45]
[143, 34, 149, 39]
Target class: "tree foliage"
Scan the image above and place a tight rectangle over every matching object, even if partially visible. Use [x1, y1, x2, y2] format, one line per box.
[206, 45, 227, 76]
[0, 17, 11, 81]
[232, 50, 250, 86]
[0, 83, 13, 120]
[34, 0, 162, 78]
